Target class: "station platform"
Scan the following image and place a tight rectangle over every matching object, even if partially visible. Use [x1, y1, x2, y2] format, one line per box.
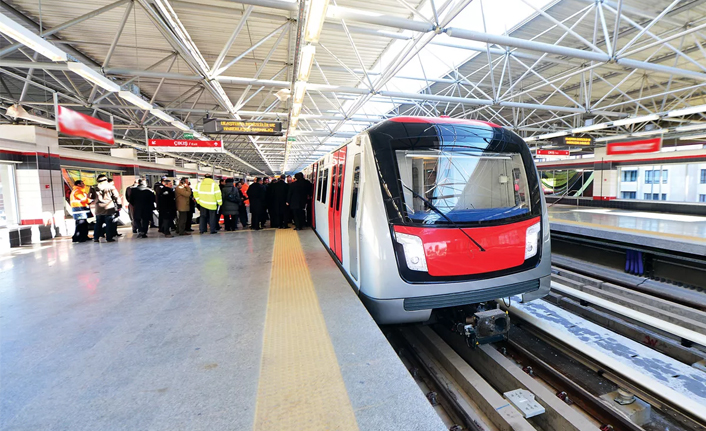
[0, 229, 445, 431]
[548, 205, 706, 256]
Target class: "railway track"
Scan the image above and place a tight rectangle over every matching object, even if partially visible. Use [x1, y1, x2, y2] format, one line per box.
[390, 262, 706, 431]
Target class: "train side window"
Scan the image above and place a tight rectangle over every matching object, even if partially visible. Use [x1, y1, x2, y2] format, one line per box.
[336, 162, 343, 211]
[350, 164, 361, 219]
[321, 168, 329, 204]
[316, 166, 324, 202]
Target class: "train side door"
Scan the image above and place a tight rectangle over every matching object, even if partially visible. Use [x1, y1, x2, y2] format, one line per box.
[311, 162, 318, 229]
[328, 152, 338, 255]
[333, 146, 347, 260]
[348, 153, 362, 282]
[327, 147, 347, 261]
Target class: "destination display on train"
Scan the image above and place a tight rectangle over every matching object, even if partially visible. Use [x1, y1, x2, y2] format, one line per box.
[551, 136, 593, 146]
[203, 119, 283, 136]
[148, 139, 224, 153]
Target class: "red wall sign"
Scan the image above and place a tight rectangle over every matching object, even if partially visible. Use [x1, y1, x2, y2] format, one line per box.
[57, 105, 114, 145]
[148, 139, 224, 153]
[537, 149, 570, 156]
[607, 138, 662, 155]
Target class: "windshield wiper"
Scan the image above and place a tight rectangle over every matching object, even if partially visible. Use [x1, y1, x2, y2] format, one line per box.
[400, 182, 486, 252]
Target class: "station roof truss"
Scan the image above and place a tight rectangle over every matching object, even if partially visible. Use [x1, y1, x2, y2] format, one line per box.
[0, 0, 705, 174]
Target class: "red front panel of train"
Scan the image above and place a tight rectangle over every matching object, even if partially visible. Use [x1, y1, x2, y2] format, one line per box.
[393, 217, 540, 277]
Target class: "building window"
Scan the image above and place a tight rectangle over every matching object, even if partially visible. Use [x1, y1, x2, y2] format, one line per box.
[699, 194, 706, 202]
[621, 170, 637, 182]
[701, 169, 706, 184]
[643, 193, 665, 201]
[621, 191, 636, 199]
[645, 169, 668, 184]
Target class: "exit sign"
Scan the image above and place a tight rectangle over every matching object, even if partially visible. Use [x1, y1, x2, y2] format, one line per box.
[183, 132, 194, 139]
[537, 149, 570, 156]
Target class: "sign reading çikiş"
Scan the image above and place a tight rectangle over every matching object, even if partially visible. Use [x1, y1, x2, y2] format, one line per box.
[537, 149, 570, 156]
[203, 119, 283, 136]
[148, 139, 224, 153]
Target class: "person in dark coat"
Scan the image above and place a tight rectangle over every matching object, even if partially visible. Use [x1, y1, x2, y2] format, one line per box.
[220, 178, 241, 231]
[157, 178, 176, 237]
[266, 177, 279, 228]
[130, 179, 155, 238]
[187, 181, 196, 232]
[247, 177, 266, 230]
[287, 172, 313, 230]
[271, 175, 289, 229]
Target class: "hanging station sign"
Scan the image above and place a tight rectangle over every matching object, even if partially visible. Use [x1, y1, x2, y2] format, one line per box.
[203, 119, 283, 136]
[607, 138, 662, 155]
[57, 105, 114, 145]
[148, 139, 224, 153]
[537, 149, 570, 156]
[552, 136, 593, 146]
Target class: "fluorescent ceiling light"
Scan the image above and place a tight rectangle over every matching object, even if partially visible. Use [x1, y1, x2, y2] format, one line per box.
[292, 81, 307, 104]
[0, 14, 67, 62]
[631, 129, 665, 137]
[675, 123, 706, 132]
[171, 120, 190, 131]
[118, 91, 153, 110]
[595, 134, 631, 142]
[67, 62, 120, 92]
[150, 109, 175, 123]
[538, 131, 568, 140]
[525, 136, 537, 142]
[679, 134, 706, 141]
[291, 102, 302, 118]
[298, 44, 316, 81]
[572, 123, 609, 133]
[304, 0, 329, 43]
[612, 114, 660, 127]
[667, 104, 706, 117]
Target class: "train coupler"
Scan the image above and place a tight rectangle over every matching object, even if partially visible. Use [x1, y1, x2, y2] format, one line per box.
[453, 308, 510, 349]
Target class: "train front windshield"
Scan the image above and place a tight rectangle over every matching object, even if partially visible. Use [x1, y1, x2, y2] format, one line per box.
[369, 121, 542, 226]
[396, 147, 532, 224]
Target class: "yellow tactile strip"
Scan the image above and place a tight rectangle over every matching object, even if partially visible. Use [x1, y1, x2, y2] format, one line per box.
[253, 229, 359, 431]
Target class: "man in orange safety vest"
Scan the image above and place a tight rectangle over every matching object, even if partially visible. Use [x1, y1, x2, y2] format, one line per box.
[70, 180, 91, 243]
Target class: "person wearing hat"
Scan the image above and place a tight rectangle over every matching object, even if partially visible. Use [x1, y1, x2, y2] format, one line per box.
[93, 174, 121, 242]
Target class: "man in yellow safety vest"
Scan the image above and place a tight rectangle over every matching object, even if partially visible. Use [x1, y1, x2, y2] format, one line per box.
[194, 174, 222, 234]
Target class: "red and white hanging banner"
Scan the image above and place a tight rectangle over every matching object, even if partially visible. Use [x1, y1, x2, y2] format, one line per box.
[607, 138, 662, 155]
[57, 105, 114, 145]
[537, 149, 570, 156]
[148, 139, 224, 153]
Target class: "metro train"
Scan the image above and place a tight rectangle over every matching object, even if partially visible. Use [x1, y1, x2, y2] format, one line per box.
[303, 117, 551, 335]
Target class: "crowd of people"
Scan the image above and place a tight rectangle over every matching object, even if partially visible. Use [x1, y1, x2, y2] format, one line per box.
[69, 172, 314, 243]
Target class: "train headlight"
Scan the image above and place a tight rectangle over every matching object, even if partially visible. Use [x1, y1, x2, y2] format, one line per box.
[525, 222, 541, 260]
[395, 232, 428, 272]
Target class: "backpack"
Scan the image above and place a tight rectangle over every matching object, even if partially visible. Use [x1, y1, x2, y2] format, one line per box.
[225, 187, 241, 204]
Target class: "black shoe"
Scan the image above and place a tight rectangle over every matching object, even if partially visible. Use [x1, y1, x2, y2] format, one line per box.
[106, 239, 116, 242]
[116, 233, 123, 237]
[140, 234, 148, 238]
[186, 229, 194, 232]
[210, 232, 217, 234]
[93, 239, 100, 243]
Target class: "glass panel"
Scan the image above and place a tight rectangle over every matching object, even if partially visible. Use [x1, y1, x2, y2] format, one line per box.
[321, 168, 329, 205]
[395, 149, 531, 223]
